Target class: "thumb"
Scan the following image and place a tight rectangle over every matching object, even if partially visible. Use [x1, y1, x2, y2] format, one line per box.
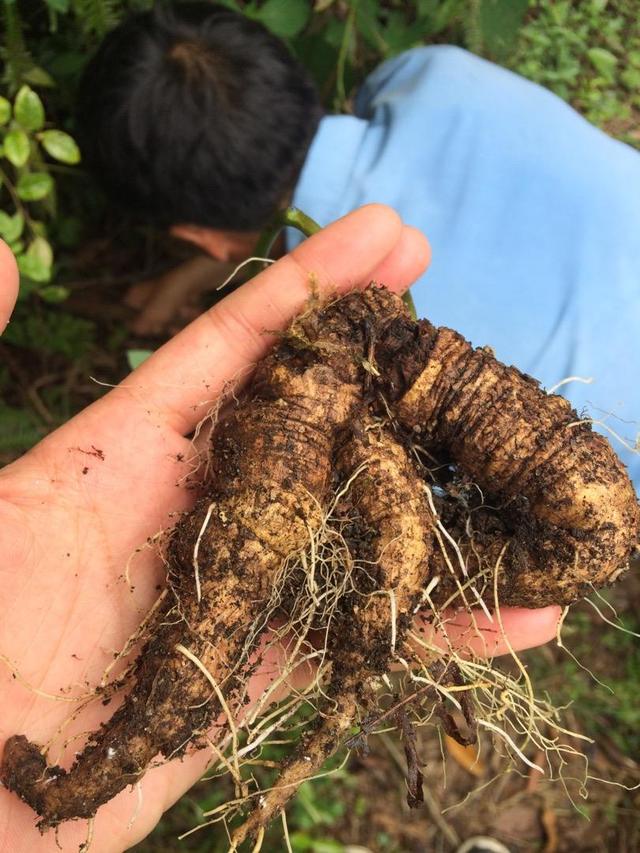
[0, 240, 19, 335]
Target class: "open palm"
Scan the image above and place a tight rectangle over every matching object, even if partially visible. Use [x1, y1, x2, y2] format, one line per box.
[0, 207, 560, 852]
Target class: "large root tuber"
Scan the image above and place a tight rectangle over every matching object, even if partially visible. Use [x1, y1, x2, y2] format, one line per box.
[2, 285, 638, 841]
[231, 423, 435, 847]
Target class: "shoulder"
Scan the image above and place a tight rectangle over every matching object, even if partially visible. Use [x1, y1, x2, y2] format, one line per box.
[355, 44, 574, 122]
[356, 46, 515, 108]
[354, 46, 640, 193]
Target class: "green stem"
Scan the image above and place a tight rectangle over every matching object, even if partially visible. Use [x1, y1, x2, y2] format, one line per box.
[254, 207, 321, 259]
[403, 289, 417, 320]
[254, 206, 417, 320]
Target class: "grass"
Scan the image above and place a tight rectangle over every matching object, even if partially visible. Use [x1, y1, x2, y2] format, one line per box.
[526, 605, 640, 758]
[134, 742, 353, 853]
[510, 0, 640, 148]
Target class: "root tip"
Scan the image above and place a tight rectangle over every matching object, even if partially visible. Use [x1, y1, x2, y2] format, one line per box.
[1, 735, 47, 790]
[1, 735, 64, 827]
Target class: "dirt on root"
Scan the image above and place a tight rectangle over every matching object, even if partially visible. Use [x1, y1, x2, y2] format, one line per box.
[135, 699, 639, 853]
[134, 566, 640, 853]
[326, 569, 640, 853]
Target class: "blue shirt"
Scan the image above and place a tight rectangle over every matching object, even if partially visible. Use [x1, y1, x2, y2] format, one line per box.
[288, 45, 640, 489]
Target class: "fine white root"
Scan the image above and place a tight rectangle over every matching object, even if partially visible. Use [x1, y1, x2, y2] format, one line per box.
[172, 463, 617, 847]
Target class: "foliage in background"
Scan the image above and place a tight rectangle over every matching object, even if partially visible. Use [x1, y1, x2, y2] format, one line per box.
[511, 0, 640, 147]
[0, 0, 530, 259]
[527, 608, 640, 758]
[0, 83, 79, 299]
[2, 0, 637, 367]
[1, 0, 638, 321]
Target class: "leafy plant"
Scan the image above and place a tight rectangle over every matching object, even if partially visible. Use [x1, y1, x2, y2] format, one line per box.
[2, 303, 96, 361]
[510, 0, 640, 147]
[0, 82, 80, 301]
[215, 0, 529, 108]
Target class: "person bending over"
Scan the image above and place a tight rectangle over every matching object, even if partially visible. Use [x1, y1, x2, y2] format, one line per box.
[78, 2, 640, 487]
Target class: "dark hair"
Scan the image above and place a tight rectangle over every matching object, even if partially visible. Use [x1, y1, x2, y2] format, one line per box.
[77, 2, 322, 230]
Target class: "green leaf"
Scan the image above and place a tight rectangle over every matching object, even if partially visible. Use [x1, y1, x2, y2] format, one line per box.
[252, 0, 310, 39]
[14, 85, 45, 131]
[39, 130, 81, 164]
[4, 129, 30, 167]
[16, 172, 53, 201]
[0, 211, 24, 243]
[420, 0, 464, 36]
[0, 404, 46, 453]
[477, 0, 528, 61]
[309, 842, 344, 853]
[354, 0, 388, 53]
[38, 285, 69, 303]
[127, 348, 154, 370]
[45, 0, 70, 12]
[17, 252, 51, 283]
[587, 47, 618, 82]
[382, 12, 428, 56]
[22, 66, 56, 88]
[548, 0, 570, 27]
[0, 97, 11, 126]
[621, 67, 640, 90]
[28, 236, 53, 270]
[288, 832, 313, 852]
[2, 306, 95, 360]
[323, 16, 349, 49]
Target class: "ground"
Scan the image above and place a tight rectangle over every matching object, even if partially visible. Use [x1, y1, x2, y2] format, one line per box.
[132, 570, 640, 853]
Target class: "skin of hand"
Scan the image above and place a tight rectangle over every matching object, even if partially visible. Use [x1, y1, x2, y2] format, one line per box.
[0, 206, 560, 852]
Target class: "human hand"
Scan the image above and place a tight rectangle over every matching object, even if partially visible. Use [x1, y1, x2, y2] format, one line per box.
[0, 206, 560, 852]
